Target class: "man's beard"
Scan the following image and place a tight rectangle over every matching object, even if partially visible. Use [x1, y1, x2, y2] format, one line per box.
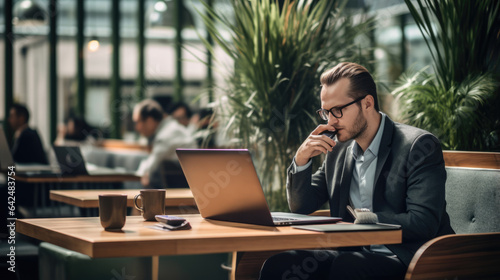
[338, 107, 367, 143]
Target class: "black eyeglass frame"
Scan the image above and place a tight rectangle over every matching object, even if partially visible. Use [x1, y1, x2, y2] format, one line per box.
[316, 95, 367, 120]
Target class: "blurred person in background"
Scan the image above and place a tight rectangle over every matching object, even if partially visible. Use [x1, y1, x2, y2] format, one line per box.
[132, 99, 197, 187]
[54, 116, 100, 146]
[193, 108, 218, 148]
[8, 103, 48, 164]
[168, 101, 193, 128]
[169, 102, 220, 148]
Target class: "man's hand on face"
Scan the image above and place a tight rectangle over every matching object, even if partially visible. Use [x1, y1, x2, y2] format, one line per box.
[295, 124, 337, 166]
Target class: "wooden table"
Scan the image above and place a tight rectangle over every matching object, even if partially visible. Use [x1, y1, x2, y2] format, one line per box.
[50, 188, 198, 214]
[17, 215, 401, 280]
[15, 173, 140, 183]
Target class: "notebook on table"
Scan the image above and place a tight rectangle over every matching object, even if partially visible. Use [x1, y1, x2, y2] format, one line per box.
[293, 223, 401, 232]
[176, 148, 341, 227]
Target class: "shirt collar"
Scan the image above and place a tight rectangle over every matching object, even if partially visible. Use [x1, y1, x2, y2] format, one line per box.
[148, 116, 171, 144]
[352, 112, 386, 159]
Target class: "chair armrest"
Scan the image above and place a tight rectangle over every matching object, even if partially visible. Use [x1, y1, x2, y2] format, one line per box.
[405, 232, 500, 280]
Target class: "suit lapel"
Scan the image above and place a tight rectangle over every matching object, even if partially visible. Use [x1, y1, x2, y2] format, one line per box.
[374, 117, 394, 195]
[337, 142, 355, 218]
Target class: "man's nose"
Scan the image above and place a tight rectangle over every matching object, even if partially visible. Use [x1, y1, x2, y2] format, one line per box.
[327, 114, 339, 126]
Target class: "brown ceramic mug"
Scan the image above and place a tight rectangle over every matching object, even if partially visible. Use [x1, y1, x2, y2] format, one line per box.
[134, 189, 166, 221]
[98, 194, 127, 231]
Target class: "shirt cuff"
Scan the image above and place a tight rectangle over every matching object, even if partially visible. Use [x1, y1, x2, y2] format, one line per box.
[292, 157, 312, 173]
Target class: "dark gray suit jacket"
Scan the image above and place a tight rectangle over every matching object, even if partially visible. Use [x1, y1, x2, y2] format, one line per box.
[287, 116, 454, 266]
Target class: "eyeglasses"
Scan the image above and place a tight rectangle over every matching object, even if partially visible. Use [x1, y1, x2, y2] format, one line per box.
[316, 95, 367, 120]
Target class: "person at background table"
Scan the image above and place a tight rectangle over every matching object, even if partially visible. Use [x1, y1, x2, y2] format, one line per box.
[8, 103, 48, 164]
[54, 116, 100, 146]
[168, 101, 194, 128]
[193, 107, 219, 148]
[168, 102, 219, 148]
[259, 62, 454, 280]
[133, 99, 197, 187]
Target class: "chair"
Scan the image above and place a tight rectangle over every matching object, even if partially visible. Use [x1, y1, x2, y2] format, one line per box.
[442, 150, 500, 169]
[405, 232, 500, 280]
[159, 160, 189, 188]
[405, 166, 500, 279]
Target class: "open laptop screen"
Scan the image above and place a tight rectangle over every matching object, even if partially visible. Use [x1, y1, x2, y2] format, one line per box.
[176, 149, 341, 226]
[0, 127, 15, 171]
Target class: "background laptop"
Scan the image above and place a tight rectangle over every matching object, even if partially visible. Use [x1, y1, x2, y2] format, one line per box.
[52, 146, 135, 176]
[0, 127, 53, 173]
[176, 149, 341, 226]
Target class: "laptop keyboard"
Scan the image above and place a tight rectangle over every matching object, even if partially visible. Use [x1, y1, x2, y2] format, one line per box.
[273, 216, 299, 222]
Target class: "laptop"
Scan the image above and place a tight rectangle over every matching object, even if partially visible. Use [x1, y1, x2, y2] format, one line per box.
[176, 149, 342, 226]
[0, 127, 53, 173]
[52, 146, 135, 176]
[1, 127, 136, 177]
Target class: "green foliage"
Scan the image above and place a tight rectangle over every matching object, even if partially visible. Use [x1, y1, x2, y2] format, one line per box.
[393, 70, 498, 150]
[393, 0, 500, 151]
[199, 0, 373, 210]
[405, 0, 500, 87]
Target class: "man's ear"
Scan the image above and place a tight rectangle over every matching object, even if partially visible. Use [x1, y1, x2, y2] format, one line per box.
[364, 95, 375, 110]
[150, 117, 161, 128]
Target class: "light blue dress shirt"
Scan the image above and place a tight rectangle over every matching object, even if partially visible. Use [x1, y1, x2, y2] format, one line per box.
[349, 113, 385, 211]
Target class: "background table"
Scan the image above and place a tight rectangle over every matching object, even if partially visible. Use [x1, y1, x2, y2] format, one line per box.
[15, 173, 140, 183]
[15, 173, 141, 218]
[50, 188, 197, 214]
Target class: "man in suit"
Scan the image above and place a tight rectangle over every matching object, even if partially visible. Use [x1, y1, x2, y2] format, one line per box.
[259, 62, 454, 279]
[8, 103, 48, 164]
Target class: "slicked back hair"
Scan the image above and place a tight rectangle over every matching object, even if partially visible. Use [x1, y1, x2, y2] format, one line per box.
[134, 99, 164, 122]
[320, 62, 379, 111]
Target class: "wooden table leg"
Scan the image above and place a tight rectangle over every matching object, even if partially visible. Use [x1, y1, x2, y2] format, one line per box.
[231, 252, 237, 280]
[152, 255, 159, 280]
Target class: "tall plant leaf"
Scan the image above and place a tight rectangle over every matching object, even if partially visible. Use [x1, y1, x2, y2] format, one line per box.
[198, 0, 374, 210]
[395, 0, 500, 151]
[405, 0, 500, 88]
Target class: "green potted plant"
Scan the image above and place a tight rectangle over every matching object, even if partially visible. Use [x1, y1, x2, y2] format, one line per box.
[199, 0, 373, 210]
[392, 0, 500, 151]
